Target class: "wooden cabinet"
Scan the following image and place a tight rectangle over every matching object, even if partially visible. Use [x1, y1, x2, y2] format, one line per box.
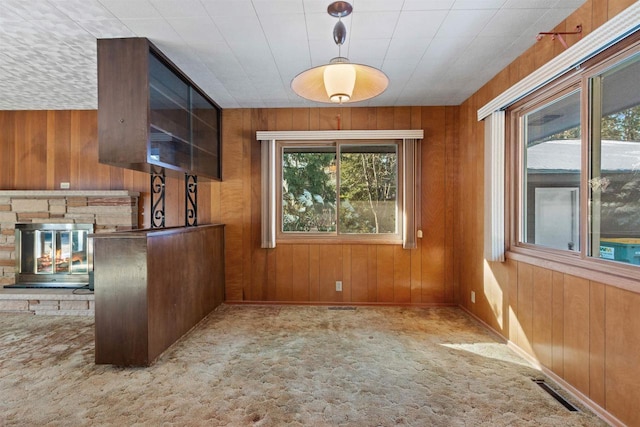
[97, 37, 221, 180]
[92, 224, 225, 366]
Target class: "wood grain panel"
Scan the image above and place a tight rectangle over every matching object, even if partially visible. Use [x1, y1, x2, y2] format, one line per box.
[318, 245, 343, 301]
[308, 245, 320, 301]
[341, 245, 351, 302]
[276, 108, 293, 131]
[241, 110, 253, 299]
[72, 110, 104, 190]
[377, 107, 394, 130]
[507, 258, 519, 342]
[551, 271, 564, 377]
[275, 245, 293, 301]
[318, 108, 340, 130]
[393, 107, 411, 130]
[266, 248, 277, 300]
[410, 244, 422, 304]
[532, 266, 553, 368]
[250, 109, 269, 300]
[608, 0, 636, 18]
[421, 107, 446, 302]
[350, 245, 369, 302]
[46, 111, 69, 189]
[444, 106, 458, 302]
[605, 286, 640, 427]
[589, 281, 605, 408]
[15, 111, 47, 189]
[291, 108, 310, 131]
[0, 112, 16, 188]
[393, 245, 411, 303]
[563, 275, 590, 396]
[367, 245, 378, 302]
[291, 245, 310, 301]
[376, 246, 394, 302]
[350, 107, 376, 130]
[220, 109, 245, 301]
[516, 262, 534, 356]
[591, 0, 608, 29]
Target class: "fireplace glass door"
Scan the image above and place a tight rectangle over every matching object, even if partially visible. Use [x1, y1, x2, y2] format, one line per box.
[28, 229, 89, 274]
[13, 223, 93, 288]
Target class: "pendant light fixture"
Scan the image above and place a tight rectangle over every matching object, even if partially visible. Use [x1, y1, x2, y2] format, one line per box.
[291, 1, 388, 104]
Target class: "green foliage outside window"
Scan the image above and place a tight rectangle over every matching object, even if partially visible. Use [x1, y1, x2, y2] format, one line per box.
[281, 144, 398, 234]
[282, 151, 336, 232]
[339, 150, 397, 234]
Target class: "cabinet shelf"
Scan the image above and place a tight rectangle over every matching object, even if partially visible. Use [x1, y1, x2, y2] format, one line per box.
[98, 37, 222, 180]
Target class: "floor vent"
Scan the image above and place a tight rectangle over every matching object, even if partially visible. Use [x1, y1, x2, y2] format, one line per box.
[532, 379, 579, 412]
[328, 306, 356, 310]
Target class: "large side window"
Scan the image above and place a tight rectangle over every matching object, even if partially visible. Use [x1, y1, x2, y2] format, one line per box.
[520, 89, 582, 251]
[589, 50, 640, 263]
[509, 37, 640, 270]
[279, 141, 401, 240]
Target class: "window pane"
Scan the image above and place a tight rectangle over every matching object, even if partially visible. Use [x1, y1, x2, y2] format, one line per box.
[339, 144, 397, 234]
[282, 147, 336, 232]
[590, 51, 640, 264]
[522, 90, 581, 250]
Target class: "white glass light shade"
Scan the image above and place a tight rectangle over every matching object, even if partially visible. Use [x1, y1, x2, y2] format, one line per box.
[324, 63, 356, 103]
[291, 62, 388, 104]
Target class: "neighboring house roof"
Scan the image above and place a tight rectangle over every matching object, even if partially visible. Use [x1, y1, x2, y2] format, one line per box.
[527, 139, 640, 172]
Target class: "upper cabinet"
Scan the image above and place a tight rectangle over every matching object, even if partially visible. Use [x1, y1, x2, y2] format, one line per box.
[97, 38, 221, 180]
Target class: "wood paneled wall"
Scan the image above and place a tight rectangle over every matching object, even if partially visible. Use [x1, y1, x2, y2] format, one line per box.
[219, 106, 460, 305]
[457, 1, 640, 425]
[0, 110, 213, 228]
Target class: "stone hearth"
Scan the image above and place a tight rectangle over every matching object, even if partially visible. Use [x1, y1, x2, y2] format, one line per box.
[0, 190, 139, 289]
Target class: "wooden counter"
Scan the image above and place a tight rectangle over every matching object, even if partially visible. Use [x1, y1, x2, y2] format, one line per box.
[92, 224, 224, 366]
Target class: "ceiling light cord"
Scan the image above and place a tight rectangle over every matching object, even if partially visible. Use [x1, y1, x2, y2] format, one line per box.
[290, 1, 388, 104]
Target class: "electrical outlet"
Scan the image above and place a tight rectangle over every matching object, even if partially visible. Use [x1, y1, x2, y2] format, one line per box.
[336, 281, 342, 292]
[60, 182, 70, 189]
[471, 291, 476, 303]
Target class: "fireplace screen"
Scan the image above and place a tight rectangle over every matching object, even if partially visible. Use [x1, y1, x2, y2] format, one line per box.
[12, 223, 93, 288]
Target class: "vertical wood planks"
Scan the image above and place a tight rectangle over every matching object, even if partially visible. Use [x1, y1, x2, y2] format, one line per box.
[562, 275, 590, 396]
[605, 285, 640, 426]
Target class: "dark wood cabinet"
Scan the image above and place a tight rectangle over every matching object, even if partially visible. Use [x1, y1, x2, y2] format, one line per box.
[93, 224, 225, 366]
[97, 37, 221, 180]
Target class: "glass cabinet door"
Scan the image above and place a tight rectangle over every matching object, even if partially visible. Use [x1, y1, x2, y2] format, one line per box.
[149, 52, 191, 170]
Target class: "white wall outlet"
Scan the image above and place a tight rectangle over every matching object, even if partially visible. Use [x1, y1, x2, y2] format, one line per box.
[336, 281, 342, 292]
[471, 291, 476, 303]
[60, 182, 70, 189]
[417, 230, 423, 238]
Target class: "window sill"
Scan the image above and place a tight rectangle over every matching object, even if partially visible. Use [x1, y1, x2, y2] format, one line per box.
[276, 235, 403, 245]
[506, 246, 640, 294]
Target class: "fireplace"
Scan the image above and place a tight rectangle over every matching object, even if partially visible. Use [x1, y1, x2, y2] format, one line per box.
[7, 223, 93, 289]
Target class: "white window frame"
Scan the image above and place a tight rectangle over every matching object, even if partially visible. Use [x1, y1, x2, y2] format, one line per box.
[257, 130, 423, 249]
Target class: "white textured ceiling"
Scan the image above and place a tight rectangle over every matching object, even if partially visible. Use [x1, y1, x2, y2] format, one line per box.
[0, 0, 586, 110]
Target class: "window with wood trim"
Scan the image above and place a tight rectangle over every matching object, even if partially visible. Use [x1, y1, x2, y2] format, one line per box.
[509, 35, 640, 268]
[257, 130, 422, 249]
[279, 141, 400, 240]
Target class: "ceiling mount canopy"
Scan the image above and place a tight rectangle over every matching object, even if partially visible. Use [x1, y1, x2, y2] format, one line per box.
[291, 1, 388, 104]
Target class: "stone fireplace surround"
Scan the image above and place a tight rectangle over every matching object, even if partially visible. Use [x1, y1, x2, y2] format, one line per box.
[0, 190, 139, 315]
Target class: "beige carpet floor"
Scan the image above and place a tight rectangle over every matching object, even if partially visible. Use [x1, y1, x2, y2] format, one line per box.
[0, 305, 607, 426]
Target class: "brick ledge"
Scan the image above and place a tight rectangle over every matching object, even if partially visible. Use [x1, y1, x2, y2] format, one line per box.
[0, 289, 94, 316]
